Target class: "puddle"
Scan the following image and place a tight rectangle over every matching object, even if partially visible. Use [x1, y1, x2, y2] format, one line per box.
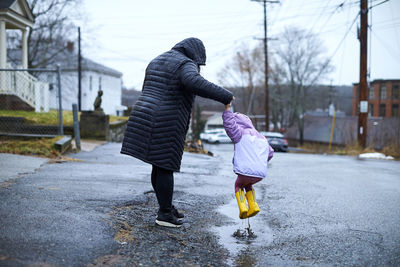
[213, 197, 274, 262]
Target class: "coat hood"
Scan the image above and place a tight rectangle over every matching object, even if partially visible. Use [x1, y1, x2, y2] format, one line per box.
[235, 113, 254, 129]
[172, 37, 206, 65]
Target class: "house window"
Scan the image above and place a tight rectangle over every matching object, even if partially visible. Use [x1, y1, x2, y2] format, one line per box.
[89, 76, 93, 91]
[99, 77, 102, 91]
[368, 103, 374, 117]
[379, 104, 386, 117]
[393, 104, 399, 117]
[368, 86, 374, 99]
[380, 84, 387, 99]
[393, 84, 399, 99]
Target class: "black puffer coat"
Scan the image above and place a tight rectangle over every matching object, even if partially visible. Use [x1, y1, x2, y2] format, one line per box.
[121, 38, 233, 171]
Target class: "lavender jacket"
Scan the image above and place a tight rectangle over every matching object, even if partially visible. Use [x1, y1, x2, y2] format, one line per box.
[222, 110, 274, 179]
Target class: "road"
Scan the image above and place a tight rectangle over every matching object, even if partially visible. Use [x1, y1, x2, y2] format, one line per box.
[206, 143, 400, 266]
[0, 142, 399, 266]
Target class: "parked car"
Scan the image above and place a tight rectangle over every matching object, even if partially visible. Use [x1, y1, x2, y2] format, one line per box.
[261, 131, 288, 152]
[200, 129, 225, 141]
[207, 132, 232, 144]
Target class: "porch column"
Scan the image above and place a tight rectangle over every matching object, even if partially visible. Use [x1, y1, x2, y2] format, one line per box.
[0, 20, 6, 69]
[22, 27, 28, 69]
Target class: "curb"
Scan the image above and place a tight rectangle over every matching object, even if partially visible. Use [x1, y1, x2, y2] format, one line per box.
[55, 135, 72, 153]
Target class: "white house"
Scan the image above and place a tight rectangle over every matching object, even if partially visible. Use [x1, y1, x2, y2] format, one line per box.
[52, 43, 124, 115]
[1, 1, 124, 116]
[0, 0, 44, 111]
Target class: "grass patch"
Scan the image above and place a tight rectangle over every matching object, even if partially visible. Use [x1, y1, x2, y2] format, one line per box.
[0, 110, 128, 126]
[110, 115, 129, 123]
[0, 110, 74, 126]
[0, 136, 63, 158]
[331, 143, 376, 156]
[381, 145, 400, 159]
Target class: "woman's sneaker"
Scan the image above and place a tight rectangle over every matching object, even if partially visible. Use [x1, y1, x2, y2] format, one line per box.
[155, 211, 183, 228]
[172, 205, 184, 219]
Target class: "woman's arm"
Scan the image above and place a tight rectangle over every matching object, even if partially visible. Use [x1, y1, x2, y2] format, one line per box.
[180, 62, 233, 105]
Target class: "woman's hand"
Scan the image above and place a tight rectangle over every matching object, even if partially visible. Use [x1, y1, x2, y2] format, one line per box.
[225, 96, 235, 111]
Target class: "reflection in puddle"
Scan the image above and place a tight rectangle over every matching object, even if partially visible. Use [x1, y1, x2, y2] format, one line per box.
[213, 197, 273, 264]
[234, 247, 258, 267]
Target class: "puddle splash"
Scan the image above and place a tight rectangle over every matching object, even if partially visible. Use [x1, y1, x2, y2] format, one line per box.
[232, 220, 257, 241]
[213, 197, 273, 257]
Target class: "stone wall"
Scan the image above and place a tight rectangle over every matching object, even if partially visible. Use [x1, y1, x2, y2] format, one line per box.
[108, 120, 127, 142]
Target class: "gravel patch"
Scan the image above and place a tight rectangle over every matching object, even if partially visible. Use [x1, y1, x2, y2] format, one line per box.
[96, 190, 232, 267]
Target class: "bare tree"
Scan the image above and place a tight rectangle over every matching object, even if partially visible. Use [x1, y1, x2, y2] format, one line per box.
[269, 61, 287, 132]
[7, 0, 83, 68]
[271, 27, 333, 144]
[218, 44, 264, 115]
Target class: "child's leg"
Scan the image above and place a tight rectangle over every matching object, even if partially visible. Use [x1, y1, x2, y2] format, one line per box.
[234, 175, 248, 219]
[235, 175, 262, 192]
[241, 176, 262, 192]
[234, 175, 245, 192]
[236, 175, 262, 217]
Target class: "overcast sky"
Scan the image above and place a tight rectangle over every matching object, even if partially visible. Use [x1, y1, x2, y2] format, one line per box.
[80, 0, 400, 90]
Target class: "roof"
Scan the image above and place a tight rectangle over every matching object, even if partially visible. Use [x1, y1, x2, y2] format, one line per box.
[0, 0, 34, 28]
[7, 48, 123, 78]
[0, 0, 16, 8]
[370, 79, 400, 84]
[353, 79, 400, 85]
[58, 44, 122, 77]
[48, 48, 123, 77]
[80, 57, 123, 78]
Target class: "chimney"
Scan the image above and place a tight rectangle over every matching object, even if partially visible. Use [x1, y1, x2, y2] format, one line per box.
[67, 41, 74, 52]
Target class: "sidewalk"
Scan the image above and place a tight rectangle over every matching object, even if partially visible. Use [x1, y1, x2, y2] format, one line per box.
[0, 153, 48, 185]
[0, 142, 234, 266]
[0, 139, 105, 186]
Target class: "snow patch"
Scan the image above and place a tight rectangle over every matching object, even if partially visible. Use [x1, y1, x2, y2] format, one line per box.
[359, 153, 394, 160]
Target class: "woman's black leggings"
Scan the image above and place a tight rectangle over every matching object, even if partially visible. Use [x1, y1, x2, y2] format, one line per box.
[151, 165, 174, 213]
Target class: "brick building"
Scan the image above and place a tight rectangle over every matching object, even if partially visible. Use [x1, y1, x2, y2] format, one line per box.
[353, 79, 400, 117]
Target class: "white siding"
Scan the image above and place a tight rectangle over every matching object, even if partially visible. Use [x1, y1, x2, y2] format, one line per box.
[47, 70, 122, 115]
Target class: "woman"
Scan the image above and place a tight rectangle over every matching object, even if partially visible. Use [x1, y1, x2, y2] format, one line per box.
[121, 37, 234, 228]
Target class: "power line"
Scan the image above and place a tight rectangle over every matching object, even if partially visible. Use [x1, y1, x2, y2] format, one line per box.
[390, 0, 400, 54]
[337, 0, 353, 84]
[370, 28, 400, 62]
[328, 12, 360, 62]
[369, 0, 390, 9]
[308, 0, 334, 34]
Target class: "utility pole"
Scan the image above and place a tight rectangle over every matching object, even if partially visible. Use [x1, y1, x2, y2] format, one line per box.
[251, 0, 279, 131]
[358, 0, 368, 147]
[78, 27, 82, 111]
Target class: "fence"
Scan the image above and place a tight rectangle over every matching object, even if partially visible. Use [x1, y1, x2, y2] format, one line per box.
[285, 114, 400, 150]
[0, 66, 64, 136]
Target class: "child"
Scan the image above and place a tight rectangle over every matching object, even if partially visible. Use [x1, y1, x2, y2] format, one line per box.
[222, 103, 274, 219]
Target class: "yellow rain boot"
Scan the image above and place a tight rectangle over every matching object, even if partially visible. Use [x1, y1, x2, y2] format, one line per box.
[235, 189, 248, 219]
[246, 189, 260, 217]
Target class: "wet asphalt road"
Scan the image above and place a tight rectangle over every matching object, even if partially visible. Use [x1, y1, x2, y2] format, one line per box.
[0, 142, 399, 266]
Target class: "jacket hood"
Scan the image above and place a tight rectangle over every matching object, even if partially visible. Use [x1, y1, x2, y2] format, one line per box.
[235, 113, 254, 129]
[172, 37, 206, 65]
